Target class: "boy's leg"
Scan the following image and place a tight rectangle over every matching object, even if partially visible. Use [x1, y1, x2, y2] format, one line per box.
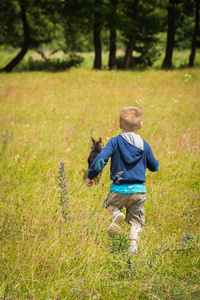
[126, 193, 146, 253]
[103, 191, 128, 238]
[107, 205, 125, 238]
[107, 205, 121, 215]
[129, 225, 142, 254]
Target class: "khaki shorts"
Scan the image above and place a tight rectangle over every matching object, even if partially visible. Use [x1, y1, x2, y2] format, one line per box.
[103, 190, 146, 228]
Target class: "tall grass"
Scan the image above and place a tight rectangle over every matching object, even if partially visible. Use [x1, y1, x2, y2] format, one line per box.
[0, 69, 200, 299]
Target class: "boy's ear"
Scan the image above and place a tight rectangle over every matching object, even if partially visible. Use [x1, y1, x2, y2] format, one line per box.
[119, 122, 122, 129]
[139, 122, 143, 129]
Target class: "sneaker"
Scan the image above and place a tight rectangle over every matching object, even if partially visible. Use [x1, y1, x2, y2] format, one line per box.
[107, 212, 125, 238]
[128, 245, 138, 254]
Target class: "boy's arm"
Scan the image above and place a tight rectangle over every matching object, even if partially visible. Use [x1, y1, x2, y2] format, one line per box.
[145, 142, 159, 172]
[87, 138, 115, 182]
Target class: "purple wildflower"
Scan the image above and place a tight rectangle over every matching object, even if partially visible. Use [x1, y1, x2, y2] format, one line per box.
[58, 162, 70, 222]
[1, 129, 12, 151]
[158, 232, 194, 255]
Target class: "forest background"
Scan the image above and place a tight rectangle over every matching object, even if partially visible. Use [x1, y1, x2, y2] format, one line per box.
[0, 0, 199, 72]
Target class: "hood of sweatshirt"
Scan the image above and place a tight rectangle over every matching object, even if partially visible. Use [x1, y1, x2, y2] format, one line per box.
[116, 133, 144, 165]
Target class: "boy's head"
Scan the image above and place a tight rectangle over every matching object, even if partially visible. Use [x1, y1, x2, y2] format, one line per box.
[119, 105, 143, 133]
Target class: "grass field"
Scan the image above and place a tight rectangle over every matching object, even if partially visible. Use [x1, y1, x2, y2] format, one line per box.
[0, 68, 200, 299]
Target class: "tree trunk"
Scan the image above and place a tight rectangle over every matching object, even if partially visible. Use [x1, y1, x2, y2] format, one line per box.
[93, 29, 102, 69]
[109, 29, 116, 69]
[162, 0, 175, 69]
[123, 30, 137, 70]
[108, 0, 117, 70]
[189, 0, 199, 67]
[123, 1, 139, 70]
[1, 0, 30, 73]
[93, 0, 102, 70]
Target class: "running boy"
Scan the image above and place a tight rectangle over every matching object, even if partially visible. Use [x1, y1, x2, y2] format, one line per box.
[87, 105, 159, 253]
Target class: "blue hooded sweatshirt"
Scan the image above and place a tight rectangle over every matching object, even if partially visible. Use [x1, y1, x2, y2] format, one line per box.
[88, 132, 159, 193]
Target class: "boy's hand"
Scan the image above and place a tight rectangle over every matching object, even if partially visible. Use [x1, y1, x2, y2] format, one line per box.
[87, 178, 95, 187]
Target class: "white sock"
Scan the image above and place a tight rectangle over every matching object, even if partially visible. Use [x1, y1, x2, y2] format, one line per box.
[128, 244, 138, 253]
[112, 208, 122, 217]
[129, 239, 137, 247]
[129, 226, 142, 247]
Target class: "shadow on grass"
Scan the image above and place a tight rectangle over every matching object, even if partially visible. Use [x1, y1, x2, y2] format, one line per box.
[15, 55, 84, 72]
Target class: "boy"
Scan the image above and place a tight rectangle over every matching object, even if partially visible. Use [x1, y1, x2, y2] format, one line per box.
[87, 105, 159, 253]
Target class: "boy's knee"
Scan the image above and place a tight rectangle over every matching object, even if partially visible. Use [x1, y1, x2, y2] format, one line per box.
[107, 206, 122, 217]
[130, 224, 142, 233]
[107, 205, 115, 213]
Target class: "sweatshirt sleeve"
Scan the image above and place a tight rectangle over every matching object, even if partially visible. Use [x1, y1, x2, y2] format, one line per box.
[145, 141, 159, 172]
[88, 138, 115, 180]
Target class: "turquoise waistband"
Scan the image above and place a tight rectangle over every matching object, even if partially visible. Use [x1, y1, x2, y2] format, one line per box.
[110, 183, 146, 194]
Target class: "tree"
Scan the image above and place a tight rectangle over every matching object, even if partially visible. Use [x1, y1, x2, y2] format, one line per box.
[59, 0, 93, 53]
[93, 0, 102, 69]
[189, 0, 199, 67]
[0, 0, 66, 72]
[0, 0, 30, 72]
[108, 0, 118, 69]
[132, 0, 161, 68]
[161, 0, 176, 69]
[61, 0, 104, 69]
[123, 0, 140, 70]
[119, 0, 160, 70]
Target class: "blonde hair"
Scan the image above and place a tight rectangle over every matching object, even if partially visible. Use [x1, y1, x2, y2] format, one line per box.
[120, 105, 143, 132]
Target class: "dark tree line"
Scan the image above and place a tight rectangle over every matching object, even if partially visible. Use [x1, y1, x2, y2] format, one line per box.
[162, 0, 199, 68]
[0, 0, 199, 72]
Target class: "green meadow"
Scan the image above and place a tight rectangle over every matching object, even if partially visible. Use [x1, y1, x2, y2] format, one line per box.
[0, 68, 200, 299]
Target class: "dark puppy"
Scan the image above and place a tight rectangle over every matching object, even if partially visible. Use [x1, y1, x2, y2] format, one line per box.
[88, 137, 104, 182]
